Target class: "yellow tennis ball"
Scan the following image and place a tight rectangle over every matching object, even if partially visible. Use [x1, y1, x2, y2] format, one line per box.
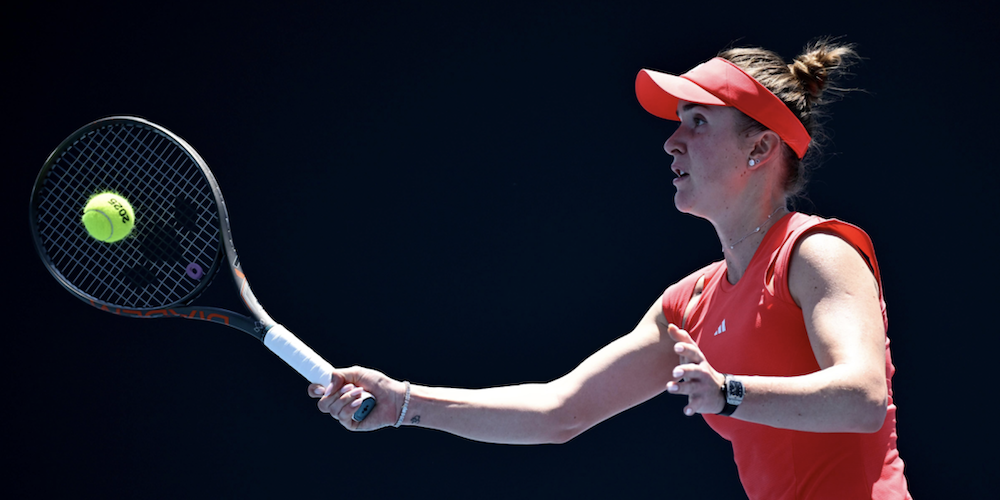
[81, 192, 135, 242]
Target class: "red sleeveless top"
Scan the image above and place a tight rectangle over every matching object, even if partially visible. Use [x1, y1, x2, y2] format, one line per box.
[661, 213, 910, 499]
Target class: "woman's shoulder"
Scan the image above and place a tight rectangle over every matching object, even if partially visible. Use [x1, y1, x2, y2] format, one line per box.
[783, 212, 873, 241]
[772, 212, 883, 306]
[781, 213, 878, 264]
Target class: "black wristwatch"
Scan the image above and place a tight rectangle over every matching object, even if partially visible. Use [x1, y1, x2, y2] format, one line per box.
[718, 374, 744, 417]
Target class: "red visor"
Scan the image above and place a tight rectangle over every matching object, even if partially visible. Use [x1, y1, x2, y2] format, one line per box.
[635, 57, 811, 159]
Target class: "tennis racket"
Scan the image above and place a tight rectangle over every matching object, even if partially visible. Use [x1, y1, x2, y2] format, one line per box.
[29, 115, 375, 422]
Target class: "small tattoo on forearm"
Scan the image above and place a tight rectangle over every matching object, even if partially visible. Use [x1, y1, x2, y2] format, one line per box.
[410, 415, 421, 425]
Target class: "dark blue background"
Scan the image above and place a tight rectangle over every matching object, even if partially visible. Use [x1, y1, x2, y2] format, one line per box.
[8, 1, 998, 498]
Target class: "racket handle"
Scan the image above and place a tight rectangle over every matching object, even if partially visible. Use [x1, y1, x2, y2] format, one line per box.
[263, 324, 376, 422]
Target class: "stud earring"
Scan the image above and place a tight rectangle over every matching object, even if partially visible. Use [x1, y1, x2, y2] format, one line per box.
[748, 159, 757, 167]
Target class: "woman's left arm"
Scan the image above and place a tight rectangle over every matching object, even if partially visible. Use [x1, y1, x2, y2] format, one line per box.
[667, 231, 888, 433]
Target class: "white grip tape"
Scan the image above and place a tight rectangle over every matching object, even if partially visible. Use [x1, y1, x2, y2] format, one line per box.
[263, 324, 334, 386]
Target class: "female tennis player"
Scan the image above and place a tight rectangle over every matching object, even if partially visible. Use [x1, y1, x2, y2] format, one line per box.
[309, 39, 911, 499]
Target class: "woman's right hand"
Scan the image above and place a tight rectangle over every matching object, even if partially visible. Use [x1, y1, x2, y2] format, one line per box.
[307, 366, 407, 431]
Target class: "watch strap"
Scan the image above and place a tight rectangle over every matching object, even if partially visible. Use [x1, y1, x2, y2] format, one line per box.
[718, 401, 738, 416]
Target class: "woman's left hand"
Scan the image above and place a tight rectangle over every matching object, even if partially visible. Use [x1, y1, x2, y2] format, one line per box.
[665, 324, 726, 416]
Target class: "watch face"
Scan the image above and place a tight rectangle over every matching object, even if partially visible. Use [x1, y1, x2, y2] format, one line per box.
[727, 378, 744, 404]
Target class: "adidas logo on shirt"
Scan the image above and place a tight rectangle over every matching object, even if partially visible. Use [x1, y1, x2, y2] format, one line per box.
[713, 319, 727, 336]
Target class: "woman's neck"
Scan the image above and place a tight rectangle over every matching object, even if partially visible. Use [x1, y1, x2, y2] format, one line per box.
[714, 204, 788, 284]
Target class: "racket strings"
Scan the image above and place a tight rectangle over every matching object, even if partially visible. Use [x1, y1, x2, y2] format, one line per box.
[35, 121, 223, 309]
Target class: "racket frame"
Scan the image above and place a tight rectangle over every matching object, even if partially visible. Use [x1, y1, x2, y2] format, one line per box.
[29, 116, 375, 421]
[29, 117, 281, 336]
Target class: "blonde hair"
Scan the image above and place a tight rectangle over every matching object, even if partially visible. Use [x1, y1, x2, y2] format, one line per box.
[719, 38, 859, 202]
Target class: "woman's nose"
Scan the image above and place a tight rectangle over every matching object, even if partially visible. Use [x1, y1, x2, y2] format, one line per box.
[664, 127, 684, 156]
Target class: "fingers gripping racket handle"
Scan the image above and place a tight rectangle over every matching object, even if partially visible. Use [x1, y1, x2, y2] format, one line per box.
[263, 324, 376, 422]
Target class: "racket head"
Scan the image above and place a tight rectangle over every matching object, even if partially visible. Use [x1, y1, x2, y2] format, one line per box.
[30, 116, 228, 312]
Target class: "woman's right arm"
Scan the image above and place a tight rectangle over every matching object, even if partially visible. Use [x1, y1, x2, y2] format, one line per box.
[311, 298, 680, 444]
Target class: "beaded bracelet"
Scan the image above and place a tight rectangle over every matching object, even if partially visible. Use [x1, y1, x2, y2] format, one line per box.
[393, 381, 411, 428]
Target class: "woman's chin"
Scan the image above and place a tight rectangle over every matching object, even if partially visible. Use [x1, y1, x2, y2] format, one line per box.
[673, 195, 711, 220]
[673, 194, 694, 214]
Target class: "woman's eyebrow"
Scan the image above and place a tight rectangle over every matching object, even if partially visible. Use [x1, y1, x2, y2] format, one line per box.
[679, 103, 708, 114]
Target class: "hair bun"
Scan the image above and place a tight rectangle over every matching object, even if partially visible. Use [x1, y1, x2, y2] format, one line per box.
[788, 40, 857, 106]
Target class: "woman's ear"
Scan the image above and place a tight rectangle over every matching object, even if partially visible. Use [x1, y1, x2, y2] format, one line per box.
[747, 130, 782, 170]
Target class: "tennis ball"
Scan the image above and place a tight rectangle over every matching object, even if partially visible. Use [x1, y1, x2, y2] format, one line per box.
[81, 192, 135, 242]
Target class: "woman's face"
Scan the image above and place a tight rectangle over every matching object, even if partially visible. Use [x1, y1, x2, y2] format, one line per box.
[664, 101, 751, 218]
